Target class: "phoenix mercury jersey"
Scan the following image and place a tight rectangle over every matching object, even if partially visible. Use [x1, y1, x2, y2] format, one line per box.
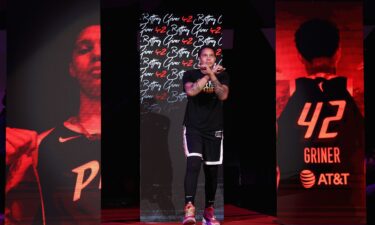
[37, 125, 100, 225]
[182, 69, 229, 131]
[277, 76, 365, 223]
[277, 76, 364, 182]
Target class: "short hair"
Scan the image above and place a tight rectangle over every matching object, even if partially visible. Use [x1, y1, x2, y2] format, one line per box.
[198, 45, 216, 57]
[294, 19, 340, 62]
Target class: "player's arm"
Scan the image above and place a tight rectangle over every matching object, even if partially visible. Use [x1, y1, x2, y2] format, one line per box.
[6, 127, 38, 193]
[211, 77, 229, 101]
[6, 127, 37, 166]
[5, 127, 54, 193]
[205, 63, 229, 100]
[185, 75, 210, 97]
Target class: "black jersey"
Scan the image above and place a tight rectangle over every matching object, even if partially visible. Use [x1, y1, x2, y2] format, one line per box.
[182, 69, 229, 131]
[278, 76, 364, 180]
[277, 76, 365, 223]
[37, 125, 100, 225]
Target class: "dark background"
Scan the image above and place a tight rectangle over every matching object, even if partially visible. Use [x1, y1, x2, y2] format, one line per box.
[365, 0, 375, 224]
[7, 0, 99, 131]
[0, 0, 5, 217]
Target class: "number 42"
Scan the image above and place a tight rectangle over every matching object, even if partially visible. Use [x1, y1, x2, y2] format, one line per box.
[297, 100, 346, 139]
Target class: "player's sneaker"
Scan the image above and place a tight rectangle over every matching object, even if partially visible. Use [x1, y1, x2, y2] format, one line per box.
[202, 206, 220, 225]
[183, 202, 196, 225]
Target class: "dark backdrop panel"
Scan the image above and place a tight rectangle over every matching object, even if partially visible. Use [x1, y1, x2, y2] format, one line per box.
[101, 1, 141, 210]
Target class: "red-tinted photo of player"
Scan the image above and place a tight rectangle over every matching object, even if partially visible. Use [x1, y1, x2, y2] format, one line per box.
[276, 3, 365, 223]
[6, 25, 101, 225]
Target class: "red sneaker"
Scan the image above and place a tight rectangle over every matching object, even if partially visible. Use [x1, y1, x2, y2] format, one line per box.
[202, 206, 220, 225]
[183, 202, 196, 225]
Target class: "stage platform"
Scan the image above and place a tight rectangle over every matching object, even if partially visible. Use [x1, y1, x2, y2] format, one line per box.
[102, 204, 278, 225]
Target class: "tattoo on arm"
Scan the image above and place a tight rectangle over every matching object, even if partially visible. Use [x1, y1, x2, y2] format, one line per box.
[212, 79, 225, 98]
[191, 82, 202, 93]
[188, 76, 209, 95]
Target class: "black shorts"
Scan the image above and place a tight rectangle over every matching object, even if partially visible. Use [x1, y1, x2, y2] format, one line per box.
[183, 126, 223, 165]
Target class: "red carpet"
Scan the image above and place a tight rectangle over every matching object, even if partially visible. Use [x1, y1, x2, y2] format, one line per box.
[102, 204, 278, 225]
